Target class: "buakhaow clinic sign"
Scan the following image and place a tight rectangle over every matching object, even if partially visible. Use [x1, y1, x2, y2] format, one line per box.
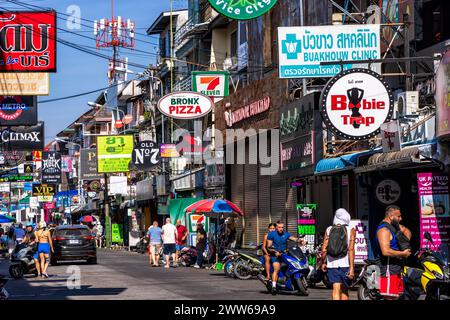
[320, 68, 394, 140]
[208, 0, 278, 20]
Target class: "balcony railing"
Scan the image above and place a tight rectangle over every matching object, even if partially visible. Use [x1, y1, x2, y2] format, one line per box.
[173, 76, 192, 92]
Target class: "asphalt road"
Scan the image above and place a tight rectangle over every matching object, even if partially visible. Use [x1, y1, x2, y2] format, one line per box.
[0, 249, 357, 300]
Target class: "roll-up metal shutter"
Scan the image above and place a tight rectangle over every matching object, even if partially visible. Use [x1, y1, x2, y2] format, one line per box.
[244, 163, 258, 247]
[286, 180, 298, 236]
[231, 164, 244, 247]
[258, 166, 271, 244]
[270, 172, 286, 225]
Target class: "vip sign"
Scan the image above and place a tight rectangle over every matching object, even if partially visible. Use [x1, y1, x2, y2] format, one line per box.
[192, 71, 229, 103]
[0, 11, 57, 72]
[157, 91, 213, 120]
[320, 68, 394, 140]
[208, 0, 278, 20]
[32, 184, 56, 196]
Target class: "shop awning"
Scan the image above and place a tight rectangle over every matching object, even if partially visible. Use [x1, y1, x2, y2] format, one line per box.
[354, 144, 437, 173]
[315, 151, 371, 175]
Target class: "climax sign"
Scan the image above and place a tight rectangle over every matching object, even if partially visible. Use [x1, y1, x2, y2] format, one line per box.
[157, 91, 213, 120]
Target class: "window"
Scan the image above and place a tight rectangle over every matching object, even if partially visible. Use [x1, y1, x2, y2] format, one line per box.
[230, 30, 238, 59]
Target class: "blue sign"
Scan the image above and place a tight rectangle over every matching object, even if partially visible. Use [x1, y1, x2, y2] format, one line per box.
[278, 25, 381, 78]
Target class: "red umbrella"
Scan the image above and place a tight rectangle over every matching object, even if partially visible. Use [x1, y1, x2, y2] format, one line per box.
[79, 215, 94, 223]
[185, 199, 243, 217]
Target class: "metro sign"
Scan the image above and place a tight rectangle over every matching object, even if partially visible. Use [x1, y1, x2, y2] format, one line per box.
[192, 71, 229, 103]
[157, 91, 213, 120]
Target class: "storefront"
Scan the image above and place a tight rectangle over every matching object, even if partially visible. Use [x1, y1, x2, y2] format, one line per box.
[215, 72, 289, 248]
[136, 178, 157, 230]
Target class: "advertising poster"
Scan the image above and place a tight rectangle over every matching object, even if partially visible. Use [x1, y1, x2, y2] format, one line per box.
[111, 224, 124, 244]
[97, 135, 134, 173]
[61, 156, 73, 173]
[0, 121, 44, 150]
[160, 144, 180, 158]
[0, 96, 37, 126]
[297, 204, 317, 265]
[0, 11, 57, 72]
[0, 73, 50, 96]
[278, 24, 380, 78]
[42, 151, 62, 184]
[350, 220, 369, 264]
[417, 173, 450, 248]
[80, 149, 103, 180]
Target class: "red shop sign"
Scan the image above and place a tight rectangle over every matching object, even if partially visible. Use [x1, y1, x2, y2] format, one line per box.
[0, 11, 57, 72]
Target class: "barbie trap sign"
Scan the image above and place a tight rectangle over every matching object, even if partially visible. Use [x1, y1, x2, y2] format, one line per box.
[320, 68, 394, 140]
[417, 173, 450, 248]
[0, 11, 57, 72]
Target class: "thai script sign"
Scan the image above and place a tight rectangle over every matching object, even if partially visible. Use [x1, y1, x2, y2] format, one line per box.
[97, 135, 134, 173]
[0, 73, 50, 95]
[278, 24, 380, 78]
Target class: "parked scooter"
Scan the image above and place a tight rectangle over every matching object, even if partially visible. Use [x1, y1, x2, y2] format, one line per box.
[179, 246, 198, 266]
[135, 236, 149, 254]
[222, 248, 239, 278]
[355, 232, 450, 300]
[257, 244, 310, 296]
[306, 243, 332, 289]
[9, 243, 38, 279]
[0, 275, 9, 300]
[233, 246, 265, 280]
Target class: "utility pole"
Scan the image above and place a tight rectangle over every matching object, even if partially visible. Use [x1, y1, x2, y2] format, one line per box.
[299, 0, 307, 97]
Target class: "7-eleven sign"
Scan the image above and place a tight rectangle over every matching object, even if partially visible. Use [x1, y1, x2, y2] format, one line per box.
[192, 71, 229, 103]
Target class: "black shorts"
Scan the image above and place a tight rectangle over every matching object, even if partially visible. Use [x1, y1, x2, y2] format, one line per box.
[163, 244, 176, 255]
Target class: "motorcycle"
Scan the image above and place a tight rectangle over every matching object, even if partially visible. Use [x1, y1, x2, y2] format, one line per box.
[306, 243, 332, 289]
[0, 275, 9, 300]
[135, 236, 149, 254]
[222, 248, 239, 278]
[257, 244, 310, 296]
[233, 250, 265, 280]
[179, 246, 198, 266]
[355, 232, 450, 300]
[9, 243, 38, 279]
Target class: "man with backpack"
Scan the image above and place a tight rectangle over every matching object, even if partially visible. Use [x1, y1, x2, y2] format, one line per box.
[321, 208, 356, 300]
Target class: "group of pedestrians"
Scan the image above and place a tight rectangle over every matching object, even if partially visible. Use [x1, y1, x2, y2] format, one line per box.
[260, 205, 412, 300]
[146, 218, 207, 269]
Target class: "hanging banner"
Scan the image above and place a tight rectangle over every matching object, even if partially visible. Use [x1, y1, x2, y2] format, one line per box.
[417, 173, 450, 248]
[297, 204, 317, 265]
[350, 220, 369, 265]
[0, 73, 50, 95]
[160, 144, 180, 158]
[97, 135, 134, 173]
[278, 24, 380, 78]
[80, 149, 102, 180]
[320, 68, 394, 140]
[192, 71, 229, 103]
[131, 140, 160, 170]
[380, 120, 401, 152]
[0, 11, 57, 72]
[0, 121, 44, 150]
[157, 91, 213, 120]
[61, 156, 73, 173]
[42, 152, 62, 184]
[0, 96, 37, 126]
[208, 0, 278, 20]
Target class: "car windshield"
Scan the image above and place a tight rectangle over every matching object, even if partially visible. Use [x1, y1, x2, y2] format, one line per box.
[436, 244, 449, 266]
[57, 229, 91, 237]
[288, 246, 305, 261]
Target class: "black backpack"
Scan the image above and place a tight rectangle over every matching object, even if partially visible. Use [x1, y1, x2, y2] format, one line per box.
[327, 225, 348, 259]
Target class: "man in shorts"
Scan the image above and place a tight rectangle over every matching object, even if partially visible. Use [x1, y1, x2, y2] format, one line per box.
[147, 221, 162, 267]
[161, 218, 178, 268]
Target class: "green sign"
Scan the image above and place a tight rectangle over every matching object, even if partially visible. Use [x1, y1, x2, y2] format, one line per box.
[0, 175, 34, 182]
[111, 223, 123, 243]
[298, 225, 316, 236]
[208, 0, 278, 20]
[192, 71, 229, 103]
[97, 135, 134, 173]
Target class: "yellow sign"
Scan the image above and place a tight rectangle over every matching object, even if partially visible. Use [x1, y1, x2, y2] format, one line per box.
[38, 196, 53, 202]
[0, 73, 50, 96]
[97, 135, 134, 173]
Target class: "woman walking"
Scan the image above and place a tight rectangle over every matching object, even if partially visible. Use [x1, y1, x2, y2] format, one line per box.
[33, 221, 54, 278]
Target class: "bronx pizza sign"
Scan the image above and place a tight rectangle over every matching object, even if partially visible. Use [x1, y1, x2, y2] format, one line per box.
[320, 68, 394, 140]
[157, 91, 213, 120]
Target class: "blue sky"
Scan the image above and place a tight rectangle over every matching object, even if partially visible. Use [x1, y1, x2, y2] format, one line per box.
[1, 0, 186, 142]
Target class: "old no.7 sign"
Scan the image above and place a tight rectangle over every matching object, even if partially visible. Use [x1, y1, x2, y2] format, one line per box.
[132, 141, 160, 170]
[157, 91, 213, 120]
[0, 11, 57, 72]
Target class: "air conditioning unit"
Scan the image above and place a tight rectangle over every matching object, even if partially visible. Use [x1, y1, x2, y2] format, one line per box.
[395, 91, 419, 118]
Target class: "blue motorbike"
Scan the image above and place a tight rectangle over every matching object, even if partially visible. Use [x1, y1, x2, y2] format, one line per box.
[258, 245, 310, 296]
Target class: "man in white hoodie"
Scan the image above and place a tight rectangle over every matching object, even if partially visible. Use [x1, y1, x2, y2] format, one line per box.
[321, 208, 356, 300]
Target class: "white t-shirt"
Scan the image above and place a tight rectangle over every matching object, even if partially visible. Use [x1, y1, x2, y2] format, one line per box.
[326, 225, 353, 268]
[161, 223, 177, 244]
